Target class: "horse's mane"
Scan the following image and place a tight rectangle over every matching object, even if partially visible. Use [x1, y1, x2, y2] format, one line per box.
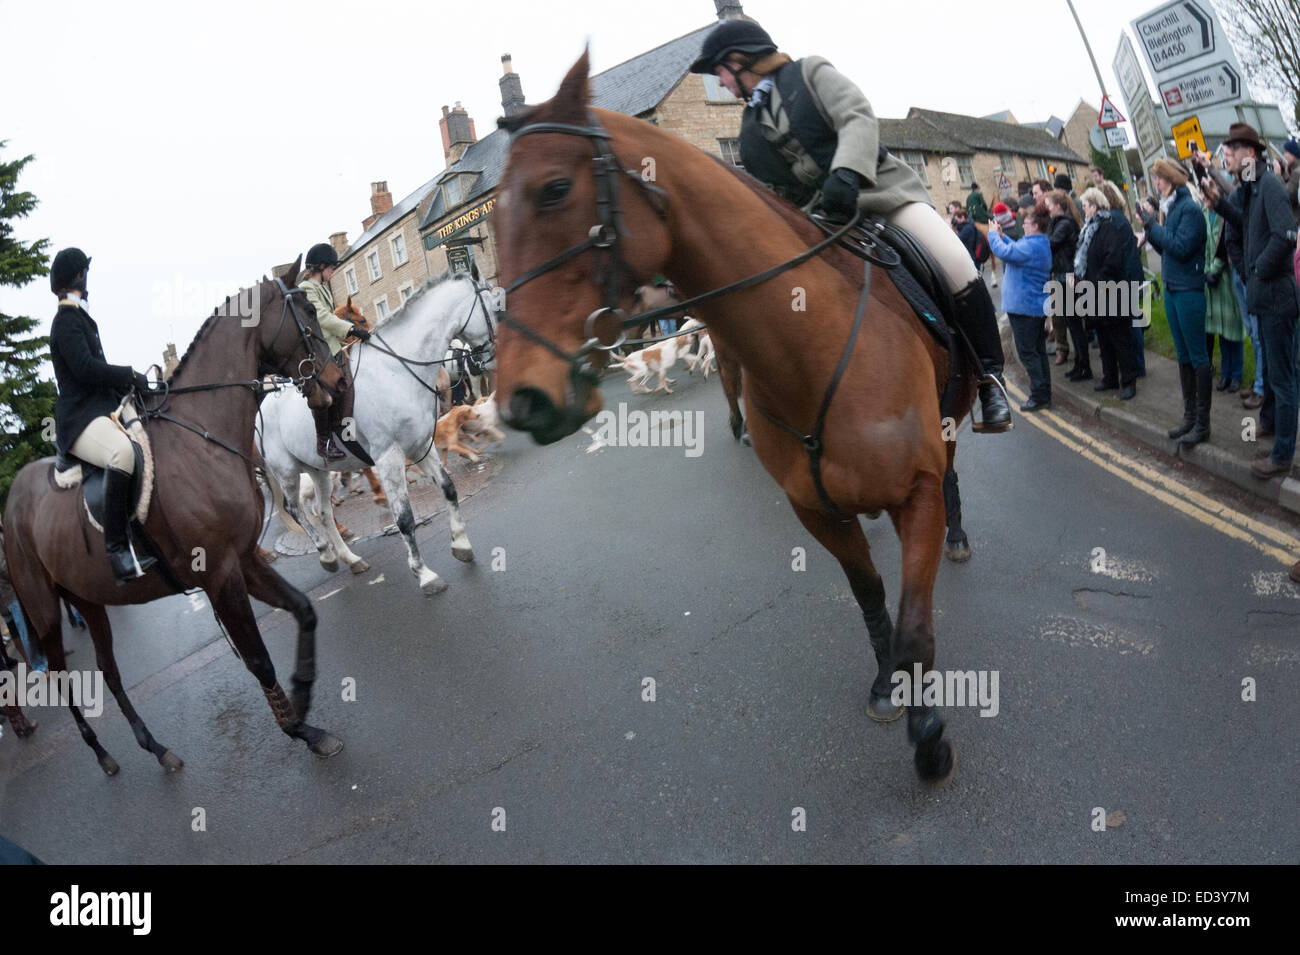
[374, 271, 475, 331]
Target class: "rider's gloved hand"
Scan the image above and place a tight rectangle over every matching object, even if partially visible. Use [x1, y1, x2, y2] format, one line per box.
[132, 370, 153, 394]
[820, 168, 862, 223]
[349, 324, 371, 342]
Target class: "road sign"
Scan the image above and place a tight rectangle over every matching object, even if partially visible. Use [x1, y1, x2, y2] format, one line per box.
[1170, 115, 1207, 158]
[1133, 98, 1168, 162]
[1133, 0, 1218, 75]
[1098, 96, 1126, 127]
[1114, 34, 1149, 108]
[1158, 61, 1241, 116]
[1106, 126, 1131, 148]
[1114, 33, 1168, 171]
[997, 172, 1011, 192]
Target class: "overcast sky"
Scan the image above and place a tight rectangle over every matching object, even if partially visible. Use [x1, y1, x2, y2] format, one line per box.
[0, 0, 1277, 374]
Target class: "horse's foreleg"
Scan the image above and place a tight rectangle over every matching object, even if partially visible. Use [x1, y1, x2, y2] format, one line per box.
[242, 553, 318, 723]
[78, 602, 182, 772]
[717, 349, 746, 443]
[788, 500, 901, 724]
[414, 450, 473, 565]
[209, 568, 341, 758]
[890, 473, 955, 785]
[376, 448, 447, 596]
[281, 468, 337, 570]
[310, 470, 369, 576]
[943, 457, 971, 562]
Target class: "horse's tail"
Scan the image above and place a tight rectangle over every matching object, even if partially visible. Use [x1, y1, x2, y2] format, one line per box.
[262, 465, 305, 535]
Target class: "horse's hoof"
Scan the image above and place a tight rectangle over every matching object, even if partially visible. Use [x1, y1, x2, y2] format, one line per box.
[320, 558, 340, 573]
[420, 575, 449, 596]
[305, 728, 344, 758]
[867, 695, 904, 722]
[159, 750, 184, 773]
[100, 755, 120, 777]
[945, 540, 972, 563]
[452, 545, 474, 563]
[915, 738, 956, 786]
[349, 558, 370, 575]
[740, 431, 752, 447]
[14, 720, 38, 739]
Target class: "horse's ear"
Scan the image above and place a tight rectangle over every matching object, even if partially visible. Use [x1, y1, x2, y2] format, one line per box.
[555, 48, 591, 113]
[346, 294, 352, 307]
[283, 254, 303, 287]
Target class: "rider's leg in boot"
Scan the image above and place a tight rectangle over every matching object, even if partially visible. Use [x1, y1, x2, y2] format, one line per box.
[103, 467, 155, 584]
[313, 403, 344, 463]
[953, 278, 1013, 433]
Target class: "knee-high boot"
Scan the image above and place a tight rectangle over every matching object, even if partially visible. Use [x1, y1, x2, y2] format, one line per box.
[1180, 364, 1213, 446]
[312, 402, 344, 463]
[952, 278, 1012, 433]
[104, 467, 156, 584]
[1167, 363, 1196, 438]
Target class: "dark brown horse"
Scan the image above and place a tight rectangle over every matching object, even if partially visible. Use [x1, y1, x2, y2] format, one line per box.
[493, 54, 977, 783]
[3, 257, 345, 775]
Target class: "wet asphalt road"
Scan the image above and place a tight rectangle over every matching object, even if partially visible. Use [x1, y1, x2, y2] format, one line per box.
[2, 359, 1298, 863]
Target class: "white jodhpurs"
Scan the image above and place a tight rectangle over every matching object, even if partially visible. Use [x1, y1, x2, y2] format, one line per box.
[69, 416, 135, 473]
[885, 202, 981, 294]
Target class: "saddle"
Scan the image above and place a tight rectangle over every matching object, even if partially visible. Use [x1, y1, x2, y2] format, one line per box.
[813, 215, 974, 419]
[51, 399, 154, 534]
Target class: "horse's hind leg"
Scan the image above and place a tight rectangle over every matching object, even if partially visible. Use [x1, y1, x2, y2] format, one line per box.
[209, 569, 341, 758]
[76, 603, 182, 772]
[943, 456, 971, 563]
[890, 473, 956, 785]
[413, 449, 474, 564]
[789, 501, 902, 723]
[242, 553, 319, 724]
[375, 447, 447, 595]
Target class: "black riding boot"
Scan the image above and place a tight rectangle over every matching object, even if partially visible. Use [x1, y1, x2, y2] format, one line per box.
[1180, 364, 1213, 447]
[104, 467, 155, 584]
[312, 404, 344, 463]
[953, 279, 1012, 433]
[1167, 363, 1196, 439]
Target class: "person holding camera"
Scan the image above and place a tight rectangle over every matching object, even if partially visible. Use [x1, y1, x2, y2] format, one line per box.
[1203, 124, 1300, 478]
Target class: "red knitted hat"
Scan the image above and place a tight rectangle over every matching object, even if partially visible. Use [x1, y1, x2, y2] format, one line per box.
[991, 202, 1010, 215]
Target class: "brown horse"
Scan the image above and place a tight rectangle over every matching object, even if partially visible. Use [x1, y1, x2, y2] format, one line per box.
[2, 257, 345, 775]
[493, 54, 977, 783]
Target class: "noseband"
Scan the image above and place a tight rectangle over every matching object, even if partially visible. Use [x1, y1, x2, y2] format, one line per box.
[264, 277, 331, 392]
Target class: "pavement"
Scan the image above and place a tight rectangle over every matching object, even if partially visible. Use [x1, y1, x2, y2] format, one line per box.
[998, 310, 1300, 521]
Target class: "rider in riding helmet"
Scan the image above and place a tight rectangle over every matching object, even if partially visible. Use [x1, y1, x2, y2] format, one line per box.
[690, 19, 1012, 433]
[47, 248, 158, 583]
[300, 242, 370, 462]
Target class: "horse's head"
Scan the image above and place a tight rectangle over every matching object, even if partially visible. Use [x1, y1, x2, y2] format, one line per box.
[260, 255, 342, 409]
[336, 294, 371, 335]
[493, 51, 672, 444]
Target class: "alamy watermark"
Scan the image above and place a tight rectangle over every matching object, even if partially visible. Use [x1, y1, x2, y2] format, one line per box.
[586, 402, 703, 457]
[1046, 280, 1153, 324]
[890, 663, 1000, 717]
[152, 275, 260, 327]
[0, 663, 104, 717]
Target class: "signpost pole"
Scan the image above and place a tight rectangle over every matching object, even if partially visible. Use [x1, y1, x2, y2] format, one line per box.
[1067, 0, 1137, 216]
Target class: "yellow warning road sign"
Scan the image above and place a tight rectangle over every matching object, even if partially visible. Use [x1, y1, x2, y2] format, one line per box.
[1172, 115, 1207, 159]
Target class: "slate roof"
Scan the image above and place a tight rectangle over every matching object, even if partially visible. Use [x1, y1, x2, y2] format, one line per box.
[588, 24, 714, 117]
[1023, 115, 1066, 138]
[907, 108, 1086, 163]
[341, 176, 439, 262]
[878, 117, 969, 154]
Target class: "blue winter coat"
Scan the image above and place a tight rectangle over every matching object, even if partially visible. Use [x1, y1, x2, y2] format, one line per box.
[988, 230, 1051, 317]
[1145, 185, 1207, 292]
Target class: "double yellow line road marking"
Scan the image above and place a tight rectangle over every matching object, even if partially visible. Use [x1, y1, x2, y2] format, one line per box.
[1003, 381, 1300, 567]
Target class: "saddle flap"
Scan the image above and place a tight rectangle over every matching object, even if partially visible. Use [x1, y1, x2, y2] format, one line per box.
[81, 441, 147, 532]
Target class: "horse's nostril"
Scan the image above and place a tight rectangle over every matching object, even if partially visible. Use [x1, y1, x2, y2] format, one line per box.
[507, 387, 559, 433]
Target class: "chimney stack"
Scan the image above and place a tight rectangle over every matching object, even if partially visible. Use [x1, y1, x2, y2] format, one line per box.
[362, 181, 393, 231]
[329, 231, 349, 258]
[439, 102, 477, 166]
[714, 0, 746, 18]
[500, 53, 526, 118]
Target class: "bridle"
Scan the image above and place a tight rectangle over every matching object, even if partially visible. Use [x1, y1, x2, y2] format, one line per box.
[495, 111, 864, 410]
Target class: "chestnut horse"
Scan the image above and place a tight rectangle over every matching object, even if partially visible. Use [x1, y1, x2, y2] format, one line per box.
[3, 257, 345, 775]
[493, 54, 977, 784]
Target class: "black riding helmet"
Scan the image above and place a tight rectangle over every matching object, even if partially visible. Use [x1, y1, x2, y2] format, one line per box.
[305, 242, 340, 271]
[50, 247, 91, 294]
[689, 18, 777, 75]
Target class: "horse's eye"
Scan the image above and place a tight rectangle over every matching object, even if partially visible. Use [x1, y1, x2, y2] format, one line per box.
[537, 179, 571, 209]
